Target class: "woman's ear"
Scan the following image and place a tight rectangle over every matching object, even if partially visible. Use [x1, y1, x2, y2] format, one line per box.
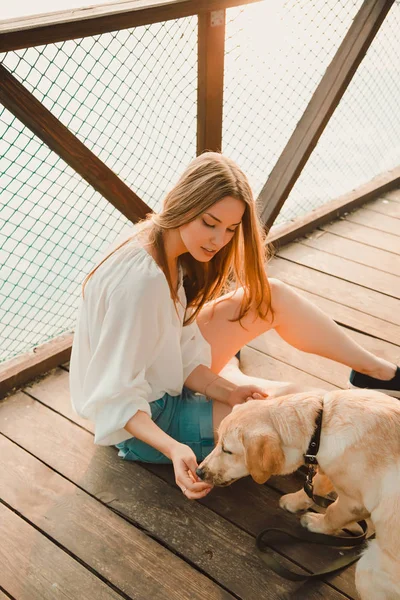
[243, 433, 284, 484]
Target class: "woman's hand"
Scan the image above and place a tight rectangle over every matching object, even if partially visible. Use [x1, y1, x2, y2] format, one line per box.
[170, 443, 213, 500]
[227, 384, 268, 407]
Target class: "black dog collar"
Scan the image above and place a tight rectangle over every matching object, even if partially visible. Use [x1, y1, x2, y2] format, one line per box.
[304, 407, 323, 465]
[303, 406, 323, 501]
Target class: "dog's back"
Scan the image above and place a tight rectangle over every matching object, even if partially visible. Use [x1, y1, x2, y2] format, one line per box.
[324, 390, 400, 599]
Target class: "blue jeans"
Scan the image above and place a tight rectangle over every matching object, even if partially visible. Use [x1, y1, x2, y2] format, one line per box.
[115, 387, 214, 463]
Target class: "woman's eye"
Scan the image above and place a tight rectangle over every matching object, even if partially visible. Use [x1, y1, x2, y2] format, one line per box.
[202, 219, 215, 228]
[227, 229, 236, 234]
[222, 447, 233, 455]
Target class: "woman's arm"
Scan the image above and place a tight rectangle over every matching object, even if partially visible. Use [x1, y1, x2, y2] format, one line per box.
[125, 409, 181, 459]
[185, 364, 268, 406]
[124, 410, 212, 500]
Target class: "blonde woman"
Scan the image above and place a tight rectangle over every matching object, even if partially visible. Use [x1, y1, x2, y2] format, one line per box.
[70, 152, 400, 501]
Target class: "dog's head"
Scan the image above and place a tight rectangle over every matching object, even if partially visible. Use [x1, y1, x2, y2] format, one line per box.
[196, 401, 285, 486]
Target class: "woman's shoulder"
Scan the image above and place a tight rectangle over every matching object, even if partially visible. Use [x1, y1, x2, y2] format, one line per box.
[87, 231, 168, 299]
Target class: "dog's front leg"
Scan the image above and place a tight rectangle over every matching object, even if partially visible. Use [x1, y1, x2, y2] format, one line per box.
[280, 470, 334, 513]
[301, 494, 368, 535]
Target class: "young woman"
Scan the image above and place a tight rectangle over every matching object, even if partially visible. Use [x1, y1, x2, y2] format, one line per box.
[70, 152, 400, 501]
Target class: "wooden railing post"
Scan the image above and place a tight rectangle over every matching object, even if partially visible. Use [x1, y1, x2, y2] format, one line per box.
[258, 0, 395, 230]
[197, 9, 226, 154]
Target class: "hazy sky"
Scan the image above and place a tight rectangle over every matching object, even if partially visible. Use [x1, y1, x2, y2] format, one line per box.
[1, 0, 115, 21]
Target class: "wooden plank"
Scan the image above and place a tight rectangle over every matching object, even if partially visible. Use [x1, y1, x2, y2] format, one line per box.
[0, 591, 10, 599]
[0, 435, 234, 600]
[384, 189, 400, 203]
[0, 503, 124, 600]
[0, 65, 151, 225]
[278, 243, 400, 298]
[0, 0, 261, 52]
[0, 392, 343, 600]
[25, 366, 95, 433]
[0, 333, 72, 399]
[197, 10, 225, 154]
[346, 207, 400, 236]
[258, 0, 395, 229]
[267, 167, 400, 247]
[249, 327, 400, 389]
[366, 196, 400, 218]
[269, 257, 400, 326]
[320, 218, 400, 255]
[301, 231, 400, 277]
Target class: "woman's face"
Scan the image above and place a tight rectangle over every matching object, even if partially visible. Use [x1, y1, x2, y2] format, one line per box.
[179, 196, 246, 262]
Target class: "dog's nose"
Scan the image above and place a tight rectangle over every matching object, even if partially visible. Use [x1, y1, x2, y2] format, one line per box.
[196, 467, 205, 480]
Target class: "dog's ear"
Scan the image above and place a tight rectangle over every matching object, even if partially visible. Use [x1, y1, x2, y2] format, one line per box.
[243, 433, 284, 484]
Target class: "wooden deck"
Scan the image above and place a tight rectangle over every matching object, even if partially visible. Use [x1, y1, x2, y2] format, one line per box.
[1, 190, 399, 600]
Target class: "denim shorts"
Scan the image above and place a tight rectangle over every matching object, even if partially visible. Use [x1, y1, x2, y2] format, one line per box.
[115, 387, 215, 464]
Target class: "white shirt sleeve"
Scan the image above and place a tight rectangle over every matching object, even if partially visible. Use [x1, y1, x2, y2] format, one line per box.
[180, 318, 212, 383]
[76, 278, 169, 446]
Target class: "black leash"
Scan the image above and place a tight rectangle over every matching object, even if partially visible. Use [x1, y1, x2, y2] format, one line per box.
[256, 524, 368, 581]
[256, 404, 370, 580]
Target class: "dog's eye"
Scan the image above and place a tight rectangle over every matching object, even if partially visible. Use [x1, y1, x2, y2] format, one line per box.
[222, 447, 232, 455]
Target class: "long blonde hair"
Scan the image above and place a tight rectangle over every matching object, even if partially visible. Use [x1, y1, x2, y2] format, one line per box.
[83, 152, 273, 325]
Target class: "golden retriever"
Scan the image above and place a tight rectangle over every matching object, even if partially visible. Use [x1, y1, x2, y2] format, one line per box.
[197, 389, 400, 600]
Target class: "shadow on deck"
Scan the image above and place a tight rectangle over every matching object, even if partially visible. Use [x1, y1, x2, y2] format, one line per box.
[1, 190, 399, 600]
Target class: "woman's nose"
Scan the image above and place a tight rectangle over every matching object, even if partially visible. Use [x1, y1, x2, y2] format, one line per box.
[210, 229, 224, 247]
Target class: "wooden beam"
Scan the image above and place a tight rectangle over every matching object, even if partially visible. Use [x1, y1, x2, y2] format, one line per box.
[197, 9, 226, 154]
[266, 165, 400, 248]
[258, 0, 395, 229]
[0, 0, 261, 53]
[0, 64, 151, 223]
[0, 333, 73, 399]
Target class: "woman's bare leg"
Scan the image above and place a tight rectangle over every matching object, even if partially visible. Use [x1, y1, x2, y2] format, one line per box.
[197, 278, 396, 379]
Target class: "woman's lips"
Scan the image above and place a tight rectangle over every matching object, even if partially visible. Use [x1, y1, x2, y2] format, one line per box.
[201, 247, 217, 256]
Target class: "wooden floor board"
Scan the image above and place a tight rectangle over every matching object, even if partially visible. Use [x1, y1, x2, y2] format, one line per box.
[320, 218, 400, 254]
[278, 243, 400, 298]
[383, 190, 400, 203]
[0, 503, 125, 600]
[301, 231, 400, 277]
[346, 208, 400, 235]
[367, 197, 400, 218]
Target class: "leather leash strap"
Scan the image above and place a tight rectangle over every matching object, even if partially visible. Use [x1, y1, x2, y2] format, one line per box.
[256, 523, 368, 581]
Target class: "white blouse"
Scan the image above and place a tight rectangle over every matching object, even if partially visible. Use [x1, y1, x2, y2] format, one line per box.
[69, 238, 212, 446]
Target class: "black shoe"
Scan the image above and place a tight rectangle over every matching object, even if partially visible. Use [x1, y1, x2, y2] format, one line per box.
[349, 366, 400, 398]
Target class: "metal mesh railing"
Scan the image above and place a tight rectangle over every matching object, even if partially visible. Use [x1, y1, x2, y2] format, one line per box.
[285, 1, 400, 224]
[0, 17, 198, 362]
[223, 0, 364, 209]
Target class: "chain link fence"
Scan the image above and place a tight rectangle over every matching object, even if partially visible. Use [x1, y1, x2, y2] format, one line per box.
[1, 1, 399, 362]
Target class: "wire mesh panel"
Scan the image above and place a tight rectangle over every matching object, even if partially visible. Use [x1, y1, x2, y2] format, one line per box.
[0, 18, 198, 362]
[285, 2, 400, 224]
[223, 0, 364, 218]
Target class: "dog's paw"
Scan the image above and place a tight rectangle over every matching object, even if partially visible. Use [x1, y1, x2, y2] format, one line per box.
[279, 490, 313, 513]
[300, 512, 331, 534]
